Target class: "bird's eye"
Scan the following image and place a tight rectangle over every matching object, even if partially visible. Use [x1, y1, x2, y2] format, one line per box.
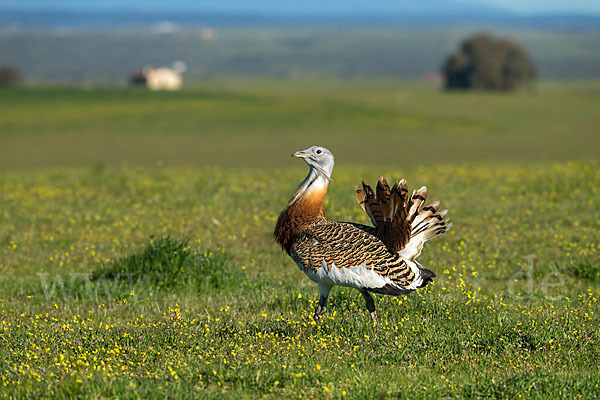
[316, 149, 322, 155]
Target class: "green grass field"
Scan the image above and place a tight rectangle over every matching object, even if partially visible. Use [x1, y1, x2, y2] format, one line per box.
[0, 81, 599, 398]
[1, 80, 599, 170]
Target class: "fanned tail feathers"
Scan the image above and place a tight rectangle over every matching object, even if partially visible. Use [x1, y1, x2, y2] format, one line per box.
[355, 177, 451, 261]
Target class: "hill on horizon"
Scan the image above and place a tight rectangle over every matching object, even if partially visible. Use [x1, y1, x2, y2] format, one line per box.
[1, 27, 599, 83]
[1, 0, 599, 30]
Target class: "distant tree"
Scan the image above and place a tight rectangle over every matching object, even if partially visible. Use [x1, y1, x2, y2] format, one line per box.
[442, 33, 537, 91]
[0, 65, 22, 87]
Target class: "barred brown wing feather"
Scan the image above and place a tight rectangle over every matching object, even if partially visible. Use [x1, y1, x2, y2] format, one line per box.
[355, 177, 413, 253]
[290, 221, 417, 290]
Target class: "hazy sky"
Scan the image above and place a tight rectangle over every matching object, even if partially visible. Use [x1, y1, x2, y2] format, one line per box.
[0, 0, 599, 14]
[470, 0, 600, 13]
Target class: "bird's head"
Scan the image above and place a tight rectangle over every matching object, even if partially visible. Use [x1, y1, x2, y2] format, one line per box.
[292, 146, 335, 181]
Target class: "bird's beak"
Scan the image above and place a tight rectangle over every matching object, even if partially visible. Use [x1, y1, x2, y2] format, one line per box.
[292, 150, 308, 158]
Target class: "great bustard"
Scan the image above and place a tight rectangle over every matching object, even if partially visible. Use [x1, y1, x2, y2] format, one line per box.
[274, 146, 451, 322]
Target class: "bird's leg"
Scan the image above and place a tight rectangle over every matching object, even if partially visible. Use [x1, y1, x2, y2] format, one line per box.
[314, 296, 327, 319]
[361, 290, 378, 323]
[314, 283, 332, 319]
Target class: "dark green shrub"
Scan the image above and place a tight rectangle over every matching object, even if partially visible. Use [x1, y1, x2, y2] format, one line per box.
[91, 236, 237, 291]
[568, 261, 600, 282]
[442, 33, 537, 91]
[0, 65, 22, 87]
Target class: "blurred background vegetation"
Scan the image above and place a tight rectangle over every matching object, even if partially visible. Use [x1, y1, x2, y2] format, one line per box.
[1, 27, 599, 85]
[0, 0, 599, 170]
[0, 80, 598, 170]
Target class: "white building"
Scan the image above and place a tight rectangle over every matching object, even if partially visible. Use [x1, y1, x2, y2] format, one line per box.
[130, 62, 186, 90]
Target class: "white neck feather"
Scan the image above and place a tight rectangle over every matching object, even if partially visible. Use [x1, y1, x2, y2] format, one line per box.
[289, 167, 328, 205]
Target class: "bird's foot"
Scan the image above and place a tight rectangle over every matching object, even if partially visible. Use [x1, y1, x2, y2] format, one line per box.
[370, 311, 378, 324]
[313, 305, 327, 320]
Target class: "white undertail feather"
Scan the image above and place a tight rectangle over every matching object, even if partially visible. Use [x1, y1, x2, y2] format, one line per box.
[405, 260, 424, 290]
[400, 202, 452, 261]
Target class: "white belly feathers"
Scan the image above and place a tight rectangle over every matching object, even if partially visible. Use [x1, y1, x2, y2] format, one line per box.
[296, 259, 395, 290]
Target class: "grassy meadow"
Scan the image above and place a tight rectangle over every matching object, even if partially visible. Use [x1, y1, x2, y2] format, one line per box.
[1, 80, 599, 170]
[0, 80, 599, 398]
